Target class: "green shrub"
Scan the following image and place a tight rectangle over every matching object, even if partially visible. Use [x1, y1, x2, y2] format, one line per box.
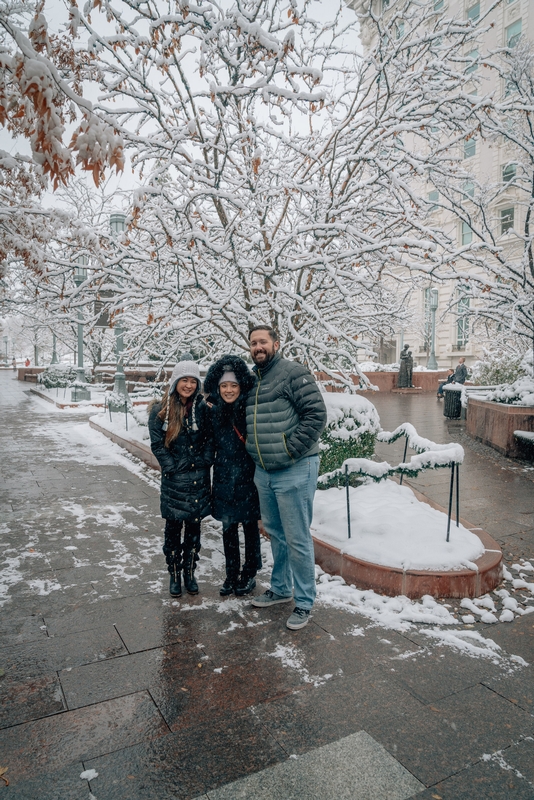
[318, 394, 379, 488]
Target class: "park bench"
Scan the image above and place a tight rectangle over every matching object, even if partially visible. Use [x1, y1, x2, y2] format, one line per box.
[23, 373, 38, 382]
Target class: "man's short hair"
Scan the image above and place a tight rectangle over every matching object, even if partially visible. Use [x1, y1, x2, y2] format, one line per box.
[248, 325, 279, 343]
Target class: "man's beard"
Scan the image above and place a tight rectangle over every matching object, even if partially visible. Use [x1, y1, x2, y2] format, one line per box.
[253, 349, 275, 367]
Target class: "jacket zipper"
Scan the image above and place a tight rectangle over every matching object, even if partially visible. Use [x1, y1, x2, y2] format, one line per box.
[253, 373, 266, 469]
[282, 433, 294, 461]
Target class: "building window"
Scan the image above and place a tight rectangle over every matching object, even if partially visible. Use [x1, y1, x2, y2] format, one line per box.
[396, 21, 404, 39]
[500, 207, 514, 234]
[502, 163, 516, 183]
[382, 0, 390, 11]
[434, 0, 444, 9]
[463, 180, 475, 197]
[461, 221, 473, 245]
[506, 19, 522, 47]
[464, 138, 476, 158]
[467, 2, 480, 21]
[456, 292, 470, 348]
[428, 190, 439, 211]
[466, 49, 478, 74]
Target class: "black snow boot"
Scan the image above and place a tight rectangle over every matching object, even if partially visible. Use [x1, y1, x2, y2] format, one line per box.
[220, 523, 240, 596]
[235, 573, 256, 596]
[183, 550, 199, 595]
[169, 565, 182, 597]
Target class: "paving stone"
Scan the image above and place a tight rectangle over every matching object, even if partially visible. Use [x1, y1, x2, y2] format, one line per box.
[84, 709, 286, 800]
[0, 613, 47, 645]
[59, 642, 208, 709]
[0, 691, 168, 783]
[0, 761, 88, 800]
[252, 668, 424, 754]
[0, 673, 66, 729]
[367, 684, 534, 786]
[409, 755, 534, 799]
[194, 730, 424, 800]
[500, 737, 534, 784]
[482, 667, 534, 716]
[2, 624, 127, 679]
[378, 648, 503, 704]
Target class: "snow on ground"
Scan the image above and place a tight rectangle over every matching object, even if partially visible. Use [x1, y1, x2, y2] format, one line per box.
[313, 481, 484, 571]
[90, 407, 150, 444]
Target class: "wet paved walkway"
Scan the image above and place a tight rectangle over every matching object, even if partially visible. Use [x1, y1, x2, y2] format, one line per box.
[0, 372, 533, 799]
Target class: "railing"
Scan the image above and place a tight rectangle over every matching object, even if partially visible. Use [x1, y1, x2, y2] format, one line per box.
[319, 423, 464, 543]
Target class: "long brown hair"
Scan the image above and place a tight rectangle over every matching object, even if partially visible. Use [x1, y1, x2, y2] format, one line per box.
[149, 385, 187, 447]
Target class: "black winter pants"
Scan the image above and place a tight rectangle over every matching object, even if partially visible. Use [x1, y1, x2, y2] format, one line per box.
[163, 519, 201, 573]
[222, 521, 262, 581]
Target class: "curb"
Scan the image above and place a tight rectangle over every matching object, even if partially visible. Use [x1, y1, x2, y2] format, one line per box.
[312, 480, 502, 599]
[31, 387, 149, 410]
[89, 419, 161, 471]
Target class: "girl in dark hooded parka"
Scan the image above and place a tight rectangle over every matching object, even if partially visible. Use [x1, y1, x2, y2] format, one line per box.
[148, 354, 213, 598]
[204, 355, 262, 596]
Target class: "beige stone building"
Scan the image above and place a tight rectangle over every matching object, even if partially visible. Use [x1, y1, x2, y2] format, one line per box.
[347, 0, 532, 369]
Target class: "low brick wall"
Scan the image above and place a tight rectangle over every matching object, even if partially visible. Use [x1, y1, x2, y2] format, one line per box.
[467, 398, 534, 458]
[316, 370, 450, 393]
[17, 367, 45, 382]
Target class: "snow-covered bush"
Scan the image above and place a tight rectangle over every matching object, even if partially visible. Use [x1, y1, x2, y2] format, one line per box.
[484, 351, 534, 406]
[470, 348, 528, 386]
[319, 393, 380, 488]
[38, 364, 91, 388]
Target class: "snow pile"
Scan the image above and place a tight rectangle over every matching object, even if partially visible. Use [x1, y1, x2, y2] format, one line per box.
[312, 481, 484, 571]
[90, 407, 150, 443]
[319, 423, 464, 485]
[322, 392, 381, 439]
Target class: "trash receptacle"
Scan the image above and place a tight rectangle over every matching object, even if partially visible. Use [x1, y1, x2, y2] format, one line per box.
[443, 385, 462, 419]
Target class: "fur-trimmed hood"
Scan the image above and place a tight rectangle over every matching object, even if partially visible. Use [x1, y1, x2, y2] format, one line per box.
[204, 354, 254, 398]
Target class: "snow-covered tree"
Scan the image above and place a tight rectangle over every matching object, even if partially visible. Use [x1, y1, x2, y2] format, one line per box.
[2, 0, 504, 382]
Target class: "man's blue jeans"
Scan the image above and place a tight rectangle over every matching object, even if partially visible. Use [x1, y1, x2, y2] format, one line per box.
[254, 455, 319, 611]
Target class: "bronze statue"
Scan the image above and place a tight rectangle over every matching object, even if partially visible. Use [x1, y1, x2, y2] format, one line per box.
[397, 344, 414, 388]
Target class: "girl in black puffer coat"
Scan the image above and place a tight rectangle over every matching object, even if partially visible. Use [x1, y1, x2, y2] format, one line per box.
[148, 354, 213, 598]
[204, 355, 262, 597]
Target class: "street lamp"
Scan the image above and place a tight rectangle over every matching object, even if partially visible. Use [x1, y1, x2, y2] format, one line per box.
[109, 213, 128, 405]
[50, 332, 59, 364]
[427, 288, 439, 370]
[71, 255, 91, 401]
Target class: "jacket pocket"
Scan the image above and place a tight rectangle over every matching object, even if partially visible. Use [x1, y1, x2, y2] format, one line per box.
[282, 433, 294, 462]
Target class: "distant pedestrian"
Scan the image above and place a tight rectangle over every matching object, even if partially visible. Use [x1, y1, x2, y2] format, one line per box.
[148, 354, 213, 598]
[204, 355, 262, 597]
[454, 357, 468, 385]
[11, 357, 16, 371]
[24, 358, 30, 367]
[246, 326, 327, 630]
[437, 369, 455, 398]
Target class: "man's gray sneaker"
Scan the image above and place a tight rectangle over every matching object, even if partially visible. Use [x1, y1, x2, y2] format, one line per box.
[251, 590, 293, 608]
[286, 607, 311, 630]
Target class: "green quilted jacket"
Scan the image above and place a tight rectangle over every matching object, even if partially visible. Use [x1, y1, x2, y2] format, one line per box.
[245, 354, 327, 472]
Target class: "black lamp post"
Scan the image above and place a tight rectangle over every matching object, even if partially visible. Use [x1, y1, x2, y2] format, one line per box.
[71, 256, 91, 401]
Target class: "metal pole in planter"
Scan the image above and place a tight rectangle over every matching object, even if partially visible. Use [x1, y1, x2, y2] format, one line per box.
[456, 463, 460, 526]
[399, 437, 409, 486]
[446, 463, 455, 542]
[124, 401, 128, 431]
[345, 464, 351, 539]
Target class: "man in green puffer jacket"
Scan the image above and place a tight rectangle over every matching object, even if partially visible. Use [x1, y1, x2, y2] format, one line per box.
[246, 325, 327, 630]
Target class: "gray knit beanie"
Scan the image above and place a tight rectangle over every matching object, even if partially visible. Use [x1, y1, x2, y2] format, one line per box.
[162, 353, 200, 432]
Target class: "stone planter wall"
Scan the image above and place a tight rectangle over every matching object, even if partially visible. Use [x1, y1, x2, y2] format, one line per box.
[466, 398, 534, 458]
[316, 370, 450, 393]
